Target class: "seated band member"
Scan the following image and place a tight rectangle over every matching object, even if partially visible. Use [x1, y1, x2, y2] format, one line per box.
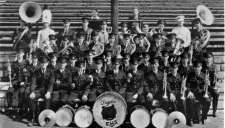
[103, 50, 113, 72]
[159, 50, 170, 72]
[47, 53, 58, 72]
[144, 57, 164, 106]
[36, 21, 55, 49]
[49, 56, 72, 108]
[172, 15, 191, 49]
[191, 18, 210, 52]
[12, 17, 32, 52]
[105, 33, 122, 58]
[121, 53, 132, 74]
[74, 32, 89, 57]
[89, 31, 104, 57]
[7, 50, 28, 118]
[58, 19, 75, 43]
[141, 23, 152, 41]
[77, 17, 93, 43]
[29, 56, 54, 125]
[98, 20, 109, 45]
[105, 58, 126, 92]
[85, 57, 106, 103]
[178, 53, 193, 77]
[186, 61, 211, 125]
[125, 57, 145, 104]
[138, 52, 151, 74]
[41, 34, 58, 54]
[133, 33, 150, 54]
[120, 33, 136, 55]
[66, 53, 78, 75]
[69, 61, 90, 103]
[202, 53, 220, 117]
[150, 33, 165, 57]
[150, 19, 167, 39]
[118, 22, 130, 42]
[85, 50, 96, 74]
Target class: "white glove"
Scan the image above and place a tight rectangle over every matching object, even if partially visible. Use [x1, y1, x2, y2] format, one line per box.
[147, 93, 153, 101]
[71, 83, 76, 88]
[133, 93, 138, 99]
[187, 92, 194, 99]
[20, 82, 25, 86]
[56, 79, 61, 85]
[170, 93, 176, 102]
[82, 95, 88, 102]
[45, 91, 51, 99]
[30, 92, 36, 99]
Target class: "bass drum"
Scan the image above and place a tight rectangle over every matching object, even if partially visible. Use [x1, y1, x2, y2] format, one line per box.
[167, 111, 186, 128]
[130, 105, 151, 128]
[151, 108, 168, 128]
[93, 91, 127, 128]
[55, 105, 75, 127]
[38, 109, 56, 127]
[74, 105, 93, 128]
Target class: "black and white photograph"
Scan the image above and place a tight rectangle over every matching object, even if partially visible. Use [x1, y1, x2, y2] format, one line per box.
[0, 0, 224, 128]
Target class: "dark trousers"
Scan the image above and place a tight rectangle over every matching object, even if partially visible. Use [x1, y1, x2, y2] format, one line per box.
[209, 88, 220, 113]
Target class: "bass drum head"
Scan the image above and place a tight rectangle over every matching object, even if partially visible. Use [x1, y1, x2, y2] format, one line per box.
[55, 105, 74, 127]
[167, 111, 186, 128]
[130, 105, 150, 128]
[74, 106, 93, 128]
[38, 109, 56, 127]
[93, 91, 127, 128]
[151, 108, 168, 128]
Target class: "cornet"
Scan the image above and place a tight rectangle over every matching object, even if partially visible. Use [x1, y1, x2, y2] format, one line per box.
[180, 76, 187, 100]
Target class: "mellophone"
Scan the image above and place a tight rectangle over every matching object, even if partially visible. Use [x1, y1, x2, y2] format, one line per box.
[38, 91, 187, 128]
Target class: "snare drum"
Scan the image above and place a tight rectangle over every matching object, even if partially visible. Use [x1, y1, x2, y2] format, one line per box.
[130, 105, 150, 128]
[55, 104, 75, 127]
[74, 105, 93, 128]
[151, 108, 168, 128]
[93, 91, 127, 128]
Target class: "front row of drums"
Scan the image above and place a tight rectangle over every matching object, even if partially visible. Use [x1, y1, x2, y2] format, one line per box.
[38, 92, 187, 128]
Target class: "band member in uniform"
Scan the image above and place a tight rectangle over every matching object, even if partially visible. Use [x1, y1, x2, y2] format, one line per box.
[73, 32, 89, 57]
[41, 34, 58, 54]
[172, 15, 191, 49]
[89, 31, 104, 57]
[144, 57, 164, 107]
[105, 33, 122, 58]
[85, 58, 106, 104]
[191, 18, 210, 52]
[29, 56, 54, 125]
[47, 53, 58, 72]
[12, 17, 32, 52]
[69, 61, 90, 103]
[178, 53, 192, 77]
[85, 50, 96, 74]
[159, 50, 170, 72]
[118, 22, 130, 42]
[121, 54, 132, 74]
[105, 58, 126, 92]
[66, 54, 78, 75]
[58, 19, 75, 43]
[36, 20, 55, 49]
[7, 50, 28, 118]
[141, 23, 152, 41]
[120, 33, 136, 55]
[202, 53, 219, 117]
[186, 61, 211, 124]
[99, 20, 109, 45]
[125, 57, 145, 104]
[129, 7, 141, 20]
[49, 56, 72, 109]
[78, 17, 93, 42]
[150, 19, 167, 38]
[138, 52, 151, 74]
[150, 33, 164, 57]
[133, 33, 150, 55]
[103, 50, 114, 72]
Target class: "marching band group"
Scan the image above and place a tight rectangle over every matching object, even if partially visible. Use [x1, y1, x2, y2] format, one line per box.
[6, 5, 220, 127]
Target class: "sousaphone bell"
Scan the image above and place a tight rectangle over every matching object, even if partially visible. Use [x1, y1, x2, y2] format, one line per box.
[196, 5, 214, 25]
[19, 2, 42, 23]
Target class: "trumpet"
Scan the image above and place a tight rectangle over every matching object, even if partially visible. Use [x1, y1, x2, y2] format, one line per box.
[188, 43, 194, 66]
[204, 70, 210, 98]
[162, 70, 168, 99]
[180, 76, 187, 100]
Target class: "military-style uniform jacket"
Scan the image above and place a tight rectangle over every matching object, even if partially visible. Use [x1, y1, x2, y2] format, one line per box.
[105, 70, 126, 91]
[71, 71, 90, 93]
[125, 70, 144, 94]
[178, 64, 192, 77]
[202, 63, 217, 89]
[167, 73, 182, 97]
[138, 62, 151, 74]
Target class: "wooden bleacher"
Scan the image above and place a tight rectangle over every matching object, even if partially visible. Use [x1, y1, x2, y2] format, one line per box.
[0, 0, 224, 109]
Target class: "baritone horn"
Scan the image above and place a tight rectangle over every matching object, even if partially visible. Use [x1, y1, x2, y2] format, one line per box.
[196, 5, 214, 25]
[19, 2, 42, 23]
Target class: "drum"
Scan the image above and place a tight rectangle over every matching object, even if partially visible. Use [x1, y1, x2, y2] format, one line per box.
[93, 91, 127, 128]
[55, 105, 75, 127]
[167, 111, 186, 128]
[151, 108, 168, 128]
[74, 105, 93, 128]
[130, 105, 151, 128]
[38, 109, 56, 127]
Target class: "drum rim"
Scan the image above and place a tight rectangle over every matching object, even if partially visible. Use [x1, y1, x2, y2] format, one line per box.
[55, 105, 74, 127]
[151, 108, 168, 128]
[38, 109, 56, 127]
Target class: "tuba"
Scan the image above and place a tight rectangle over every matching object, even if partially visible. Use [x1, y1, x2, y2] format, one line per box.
[196, 5, 214, 25]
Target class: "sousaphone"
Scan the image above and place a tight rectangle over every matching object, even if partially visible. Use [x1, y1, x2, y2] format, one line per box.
[196, 5, 214, 25]
[19, 2, 42, 23]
